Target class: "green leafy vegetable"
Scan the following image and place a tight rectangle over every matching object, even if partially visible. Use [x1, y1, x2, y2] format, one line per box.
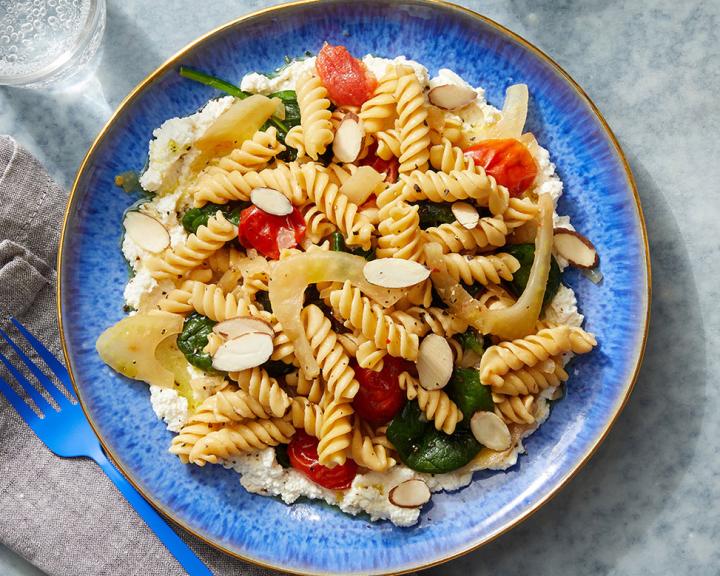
[418, 202, 456, 229]
[176, 313, 217, 371]
[330, 232, 376, 260]
[275, 444, 291, 468]
[262, 52, 313, 79]
[387, 401, 482, 473]
[179, 66, 249, 99]
[447, 368, 494, 421]
[181, 202, 248, 234]
[455, 329, 485, 356]
[504, 243, 561, 307]
[261, 89, 301, 162]
[255, 291, 272, 313]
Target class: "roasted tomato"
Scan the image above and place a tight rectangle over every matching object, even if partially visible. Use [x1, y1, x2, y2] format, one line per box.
[352, 356, 411, 426]
[464, 138, 538, 197]
[237, 205, 306, 259]
[315, 43, 377, 106]
[288, 431, 358, 490]
[359, 142, 399, 183]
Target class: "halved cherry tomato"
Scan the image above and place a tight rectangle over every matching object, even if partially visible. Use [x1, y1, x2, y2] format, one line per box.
[352, 356, 411, 426]
[463, 138, 538, 197]
[288, 431, 358, 490]
[359, 142, 399, 183]
[316, 43, 377, 107]
[237, 205, 306, 260]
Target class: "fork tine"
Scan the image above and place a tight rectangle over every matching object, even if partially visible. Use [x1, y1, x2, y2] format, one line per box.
[10, 318, 76, 401]
[0, 327, 70, 407]
[0, 350, 54, 414]
[0, 371, 36, 422]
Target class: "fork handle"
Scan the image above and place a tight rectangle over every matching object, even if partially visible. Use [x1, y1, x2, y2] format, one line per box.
[94, 450, 213, 576]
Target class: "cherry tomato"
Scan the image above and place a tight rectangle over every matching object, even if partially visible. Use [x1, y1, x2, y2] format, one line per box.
[288, 431, 358, 490]
[352, 356, 411, 426]
[316, 43, 377, 107]
[463, 138, 538, 197]
[237, 205, 306, 260]
[360, 142, 399, 183]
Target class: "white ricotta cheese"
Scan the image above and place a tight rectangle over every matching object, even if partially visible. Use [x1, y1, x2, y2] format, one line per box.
[123, 267, 157, 310]
[363, 54, 429, 87]
[149, 385, 189, 432]
[240, 57, 318, 94]
[139, 96, 234, 193]
[546, 284, 585, 328]
[534, 144, 564, 205]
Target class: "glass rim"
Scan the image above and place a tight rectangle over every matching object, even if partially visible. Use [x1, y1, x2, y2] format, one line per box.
[0, 0, 106, 87]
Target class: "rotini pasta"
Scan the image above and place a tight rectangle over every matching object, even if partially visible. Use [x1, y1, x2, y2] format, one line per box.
[394, 65, 431, 173]
[228, 366, 291, 418]
[424, 217, 508, 253]
[398, 372, 463, 434]
[359, 65, 399, 133]
[317, 398, 353, 467]
[294, 71, 334, 160]
[351, 419, 396, 472]
[212, 127, 285, 174]
[439, 252, 520, 286]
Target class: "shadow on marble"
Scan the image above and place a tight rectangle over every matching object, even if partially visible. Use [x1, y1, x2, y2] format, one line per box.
[425, 154, 707, 574]
[96, 3, 164, 107]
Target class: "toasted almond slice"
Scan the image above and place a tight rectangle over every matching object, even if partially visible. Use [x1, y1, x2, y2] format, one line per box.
[251, 187, 293, 216]
[211, 332, 273, 372]
[428, 84, 477, 110]
[417, 334, 454, 390]
[470, 411, 512, 451]
[553, 228, 598, 269]
[388, 479, 431, 508]
[363, 258, 430, 289]
[340, 165, 384, 205]
[213, 316, 274, 339]
[451, 201, 480, 229]
[333, 116, 364, 163]
[123, 211, 170, 253]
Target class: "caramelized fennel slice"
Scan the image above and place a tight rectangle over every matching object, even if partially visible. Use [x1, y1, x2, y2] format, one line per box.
[269, 251, 405, 378]
[425, 193, 553, 340]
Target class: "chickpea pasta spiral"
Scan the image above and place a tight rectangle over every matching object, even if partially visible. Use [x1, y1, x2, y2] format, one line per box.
[99, 45, 601, 527]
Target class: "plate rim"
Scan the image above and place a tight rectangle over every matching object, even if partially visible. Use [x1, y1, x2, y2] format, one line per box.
[56, 1, 652, 574]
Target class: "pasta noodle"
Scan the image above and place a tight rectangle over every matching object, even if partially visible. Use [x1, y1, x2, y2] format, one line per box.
[294, 71, 334, 160]
[228, 366, 291, 418]
[290, 396, 324, 438]
[394, 65, 431, 173]
[439, 252, 520, 286]
[492, 393, 536, 424]
[398, 372, 463, 434]
[147, 212, 236, 280]
[317, 398, 353, 467]
[359, 65, 399, 133]
[424, 217, 508, 253]
[192, 386, 273, 423]
[491, 357, 569, 396]
[211, 127, 284, 174]
[351, 419, 396, 472]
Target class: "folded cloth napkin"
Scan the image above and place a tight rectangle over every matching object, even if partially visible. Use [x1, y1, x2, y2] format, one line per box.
[0, 136, 283, 576]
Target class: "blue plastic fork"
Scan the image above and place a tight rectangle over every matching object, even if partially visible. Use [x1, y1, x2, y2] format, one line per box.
[0, 318, 212, 576]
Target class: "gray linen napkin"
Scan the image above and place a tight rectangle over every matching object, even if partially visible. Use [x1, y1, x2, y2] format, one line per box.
[0, 135, 283, 576]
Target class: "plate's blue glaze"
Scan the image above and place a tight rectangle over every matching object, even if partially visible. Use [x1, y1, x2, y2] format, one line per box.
[58, 1, 649, 574]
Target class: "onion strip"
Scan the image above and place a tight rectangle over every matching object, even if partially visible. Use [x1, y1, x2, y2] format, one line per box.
[426, 193, 553, 340]
[269, 252, 405, 378]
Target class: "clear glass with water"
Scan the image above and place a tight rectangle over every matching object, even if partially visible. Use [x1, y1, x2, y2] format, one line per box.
[0, 0, 106, 87]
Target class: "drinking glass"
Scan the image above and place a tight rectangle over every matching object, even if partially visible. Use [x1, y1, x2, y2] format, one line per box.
[0, 0, 106, 88]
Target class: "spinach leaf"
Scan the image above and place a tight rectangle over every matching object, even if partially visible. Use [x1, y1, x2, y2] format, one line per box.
[262, 52, 313, 79]
[406, 428, 481, 474]
[447, 368, 494, 421]
[455, 328, 485, 356]
[178, 66, 249, 99]
[176, 313, 216, 371]
[181, 202, 248, 234]
[262, 90, 302, 162]
[275, 444, 291, 468]
[418, 202, 456, 229]
[255, 291, 272, 314]
[387, 401, 482, 473]
[504, 243, 561, 307]
[330, 232, 376, 260]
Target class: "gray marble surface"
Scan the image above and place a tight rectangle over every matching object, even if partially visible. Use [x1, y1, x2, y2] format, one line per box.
[1, 0, 718, 574]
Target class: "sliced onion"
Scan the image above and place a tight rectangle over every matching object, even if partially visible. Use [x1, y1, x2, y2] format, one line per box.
[269, 251, 406, 377]
[473, 84, 529, 140]
[426, 193, 553, 340]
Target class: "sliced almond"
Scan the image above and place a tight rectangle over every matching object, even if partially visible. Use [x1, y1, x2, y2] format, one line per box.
[470, 411, 512, 451]
[340, 166, 384, 205]
[363, 258, 430, 289]
[251, 187, 293, 216]
[428, 84, 477, 110]
[417, 334, 454, 391]
[388, 479, 431, 508]
[451, 202, 480, 229]
[333, 116, 364, 163]
[211, 332, 273, 372]
[553, 228, 599, 269]
[213, 316, 274, 339]
[123, 211, 170, 253]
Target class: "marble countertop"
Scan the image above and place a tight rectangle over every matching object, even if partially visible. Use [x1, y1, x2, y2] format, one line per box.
[1, 1, 717, 574]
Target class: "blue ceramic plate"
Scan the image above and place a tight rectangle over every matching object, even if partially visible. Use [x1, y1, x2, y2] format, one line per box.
[58, 1, 650, 574]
